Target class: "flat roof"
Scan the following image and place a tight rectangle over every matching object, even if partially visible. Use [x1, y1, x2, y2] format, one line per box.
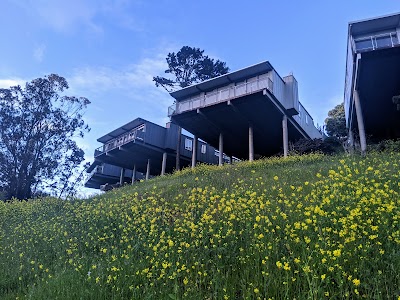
[170, 61, 274, 101]
[97, 117, 165, 143]
[349, 12, 400, 36]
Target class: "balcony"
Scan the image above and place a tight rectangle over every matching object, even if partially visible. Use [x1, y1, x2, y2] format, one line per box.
[95, 124, 145, 157]
[168, 75, 273, 117]
[354, 31, 399, 53]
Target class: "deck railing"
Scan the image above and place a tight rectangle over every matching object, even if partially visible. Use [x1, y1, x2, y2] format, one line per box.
[354, 31, 399, 53]
[168, 76, 273, 116]
[94, 125, 145, 157]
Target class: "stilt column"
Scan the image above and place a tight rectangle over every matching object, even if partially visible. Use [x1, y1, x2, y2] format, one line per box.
[282, 115, 289, 158]
[191, 136, 198, 168]
[161, 152, 167, 176]
[146, 159, 151, 180]
[131, 164, 136, 183]
[119, 168, 125, 185]
[354, 90, 367, 154]
[219, 133, 224, 166]
[249, 125, 254, 161]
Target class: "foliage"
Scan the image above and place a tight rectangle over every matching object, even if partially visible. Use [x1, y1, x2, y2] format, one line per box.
[325, 103, 347, 139]
[153, 46, 229, 92]
[289, 137, 342, 155]
[0, 74, 90, 200]
[1, 151, 399, 299]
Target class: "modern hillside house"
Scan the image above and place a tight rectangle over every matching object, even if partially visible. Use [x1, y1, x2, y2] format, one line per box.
[85, 118, 224, 189]
[345, 13, 400, 152]
[85, 163, 144, 189]
[168, 61, 322, 164]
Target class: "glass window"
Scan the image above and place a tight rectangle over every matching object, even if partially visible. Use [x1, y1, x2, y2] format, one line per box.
[355, 39, 374, 52]
[201, 144, 206, 154]
[375, 35, 392, 48]
[185, 138, 192, 151]
[305, 115, 309, 124]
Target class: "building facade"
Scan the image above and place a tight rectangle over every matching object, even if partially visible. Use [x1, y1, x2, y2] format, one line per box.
[344, 13, 400, 151]
[168, 61, 322, 163]
[85, 118, 226, 189]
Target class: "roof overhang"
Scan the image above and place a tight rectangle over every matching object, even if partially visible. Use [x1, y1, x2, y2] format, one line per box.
[170, 61, 274, 101]
[349, 12, 400, 37]
[97, 118, 146, 143]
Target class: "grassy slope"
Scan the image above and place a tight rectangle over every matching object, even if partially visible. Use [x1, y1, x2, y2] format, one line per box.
[0, 152, 399, 299]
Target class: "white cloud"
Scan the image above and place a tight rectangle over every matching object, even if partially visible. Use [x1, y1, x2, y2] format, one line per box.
[0, 78, 26, 88]
[68, 53, 168, 94]
[33, 44, 46, 63]
[12, 0, 142, 33]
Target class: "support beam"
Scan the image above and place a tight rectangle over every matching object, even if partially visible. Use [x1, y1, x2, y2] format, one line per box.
[218, 133, 224, 166]
[176, 126, 181, 171]
[348, 130, 354, 154]
[354, 90, 367, 154]
[249, 125, 254, 161]
[191, 136, 198, 168]
[282, 115, 289, 158]
[119, 168, 125, 185]
[131, 164, 136, 183]
[161, 152, 167, 175]
[146, 159, 151, 180]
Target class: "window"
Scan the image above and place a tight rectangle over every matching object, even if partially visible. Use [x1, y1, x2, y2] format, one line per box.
[185, 138, 192, 151]
[305, 115, 309, 124]
[201, 144, 206, 154]
[355, 38, 374, 52]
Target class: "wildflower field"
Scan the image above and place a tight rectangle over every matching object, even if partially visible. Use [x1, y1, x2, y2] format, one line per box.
[0, 151, 399, 299]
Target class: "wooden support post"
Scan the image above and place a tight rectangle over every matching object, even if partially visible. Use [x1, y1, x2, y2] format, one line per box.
[176, 126, 181, 171]
[249, 125, 254, 161]
[161, 152, 167, 176]
[219, 133, 223, 166]
[191, 136, 198, 168]
[119, 168, 125, 185]
[354, 90, 367, 155]
[131, 164, 136, 183]
[282, 115, 289, 158]
[146, 159, 150, 180]
[348, 130, 354, 154]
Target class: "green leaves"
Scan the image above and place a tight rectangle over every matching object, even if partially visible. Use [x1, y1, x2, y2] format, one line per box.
[0, 74, 90, 200]
[153, 46, 229, 92]
[325, 103, 347, 139]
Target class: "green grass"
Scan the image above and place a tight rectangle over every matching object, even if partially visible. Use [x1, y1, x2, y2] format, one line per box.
[0, 151, 399, 299]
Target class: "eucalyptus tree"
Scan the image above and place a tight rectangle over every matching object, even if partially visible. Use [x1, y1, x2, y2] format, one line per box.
[0, 74, 90, 200]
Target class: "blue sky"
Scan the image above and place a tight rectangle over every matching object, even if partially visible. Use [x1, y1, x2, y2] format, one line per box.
[0, 0, 398, 192]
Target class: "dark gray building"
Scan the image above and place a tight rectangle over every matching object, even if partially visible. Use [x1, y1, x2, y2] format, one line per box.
[168, 61, 322, 164]
[85, 163, 144, 189]
[85, 118, 226, 189]
[345, 13, 400, 152]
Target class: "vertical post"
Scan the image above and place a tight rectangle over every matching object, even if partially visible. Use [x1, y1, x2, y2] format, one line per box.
[249, 125, 254, 161]
[218, 133, 224, 166]
[176, 126, 181, 171]
[161, 152, 167, 175]
[354, 90, 367, 154]
[229, 156, 233, 165]
[282, 115, 289, 158]
[348, 130, 354, 154]
[131, 164, 136, 184]
[146, 159, 151, 180]
[119, 168, 125, 185]
[191, 136, 198, 168]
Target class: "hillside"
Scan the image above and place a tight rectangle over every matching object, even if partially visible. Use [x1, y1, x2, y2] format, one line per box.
[0, 151, 399, 299]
